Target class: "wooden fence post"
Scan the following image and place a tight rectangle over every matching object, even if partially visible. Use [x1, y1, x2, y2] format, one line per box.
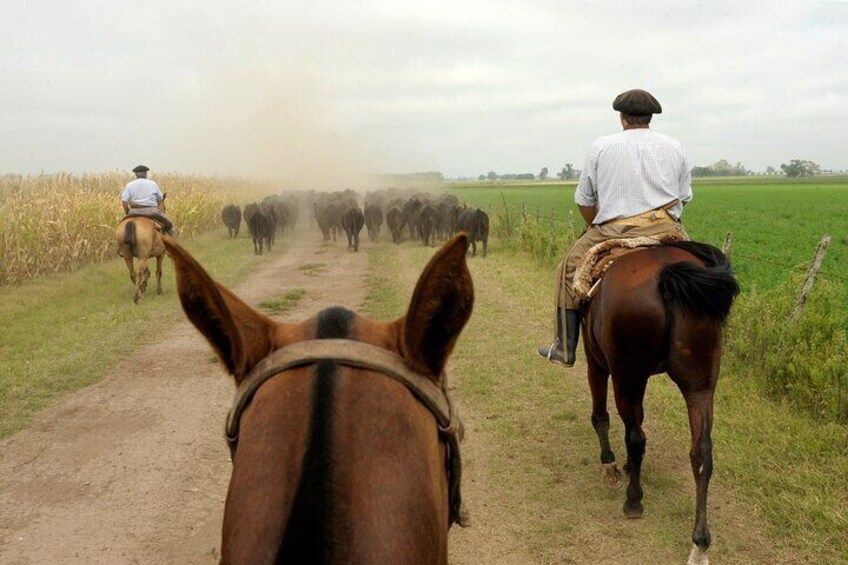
[790, 235, 831, 323]
[499, 192, 512, 237]
[550, 208, 557, 252]
[522, 202, 527, 224]
[722, 231, 732, 257]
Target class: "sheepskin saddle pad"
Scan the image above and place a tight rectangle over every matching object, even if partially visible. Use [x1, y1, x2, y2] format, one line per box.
[573, 233, 686, 299]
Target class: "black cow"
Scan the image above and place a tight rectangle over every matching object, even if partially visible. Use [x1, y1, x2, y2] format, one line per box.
[341, 206, 365, 252]
[248, 209, 274, 255]
[386, 206, 403, 244]
[364, 204, 383, 243]
[401, 198, 423, 241]
[222, 204, 241, 238]
[417, 205, 438, 247]
[455, 207, 489, 257]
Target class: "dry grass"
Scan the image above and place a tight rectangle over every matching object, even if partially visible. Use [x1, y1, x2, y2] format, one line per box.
[0, 172, 262, 285]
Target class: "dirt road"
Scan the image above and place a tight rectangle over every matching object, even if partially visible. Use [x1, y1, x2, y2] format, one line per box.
[0, 234, 368, 564]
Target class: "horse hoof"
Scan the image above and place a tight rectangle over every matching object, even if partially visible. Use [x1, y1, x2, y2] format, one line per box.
[687, 544, 709, 565]
[601, 463, 624, 489]
[623, 501, 643, 519]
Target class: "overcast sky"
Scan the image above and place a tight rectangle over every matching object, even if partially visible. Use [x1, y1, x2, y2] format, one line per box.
[1, 0, 845, 181]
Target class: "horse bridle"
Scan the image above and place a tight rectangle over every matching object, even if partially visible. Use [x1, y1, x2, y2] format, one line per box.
[224, 338, 468, 528]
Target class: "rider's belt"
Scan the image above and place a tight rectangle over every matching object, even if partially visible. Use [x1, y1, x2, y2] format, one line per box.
[130, 204, 157, 209]
[602, 199, 680, 227]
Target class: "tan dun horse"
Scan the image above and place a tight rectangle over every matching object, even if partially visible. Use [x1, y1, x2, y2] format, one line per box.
[583, 240, 739, 565]
[115, 216, 166, 303]
[164, 233, 474, 564]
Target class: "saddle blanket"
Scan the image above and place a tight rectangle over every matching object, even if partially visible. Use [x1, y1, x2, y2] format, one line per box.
[573, 233, 686, 299]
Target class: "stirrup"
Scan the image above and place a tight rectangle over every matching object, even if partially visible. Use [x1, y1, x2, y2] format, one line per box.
[538, 342, 572, 368]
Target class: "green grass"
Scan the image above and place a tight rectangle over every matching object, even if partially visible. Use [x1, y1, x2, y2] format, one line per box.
[448, 178, 848, 293]
[259, 288, 307, 314]
[0, 229, 286, 438]
[297, 262, 327, 277]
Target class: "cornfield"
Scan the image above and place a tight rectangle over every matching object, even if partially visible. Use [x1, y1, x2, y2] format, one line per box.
[0, 173, 258, 285]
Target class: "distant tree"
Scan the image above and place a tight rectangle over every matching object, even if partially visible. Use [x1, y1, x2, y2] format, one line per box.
[539, 167, 549, 180]
[557, 163, 576, 180]
[487, 171, 498, 181]
[766, 166, 776, 174]
[780, 159, 820, 178]
[477, 174, 487, 181]
[691, 159, 748, 177]
[515, 173, 535, 180]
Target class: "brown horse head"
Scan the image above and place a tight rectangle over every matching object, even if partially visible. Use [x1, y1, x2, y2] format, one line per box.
[164, 234, 474, 564]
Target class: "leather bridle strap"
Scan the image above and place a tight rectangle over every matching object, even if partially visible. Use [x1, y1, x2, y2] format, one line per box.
[224, 338, 468, 527]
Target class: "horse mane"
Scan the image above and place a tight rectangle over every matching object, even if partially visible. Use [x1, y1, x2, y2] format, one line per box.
[662, 240, 732, 270]
[657, 240, 740, 322]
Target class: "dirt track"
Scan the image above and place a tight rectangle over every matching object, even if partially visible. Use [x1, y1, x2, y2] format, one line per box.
[0, 234, 368, 564]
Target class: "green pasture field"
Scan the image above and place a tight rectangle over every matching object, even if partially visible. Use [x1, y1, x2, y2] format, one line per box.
[0, 229, 285, 438]
[363, 241, 848, 563]
[448, 176, 848, 293]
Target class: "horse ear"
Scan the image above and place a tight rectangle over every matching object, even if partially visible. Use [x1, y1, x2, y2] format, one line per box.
[401, 234, 474, 378]
[164, 237, 274, 382]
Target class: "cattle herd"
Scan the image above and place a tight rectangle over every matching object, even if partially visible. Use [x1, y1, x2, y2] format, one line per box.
[221, 188, 490, 256]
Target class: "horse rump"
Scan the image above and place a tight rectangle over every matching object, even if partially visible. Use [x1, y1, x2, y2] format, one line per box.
[657, 241, 740, 322]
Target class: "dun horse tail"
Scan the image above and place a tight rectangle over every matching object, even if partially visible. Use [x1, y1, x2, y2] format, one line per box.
[123, 220, 137, 256]
[657, 241, 740, 323]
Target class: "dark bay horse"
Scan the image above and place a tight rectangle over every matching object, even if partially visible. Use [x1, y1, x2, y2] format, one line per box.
[115, 216, 166, 303]
[164, 234, 474, 564]
[582, 240, 738, 565]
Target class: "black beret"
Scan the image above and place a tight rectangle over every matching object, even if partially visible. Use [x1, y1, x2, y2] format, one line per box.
[612, 89, 662, 116]
[132, 165, 150, 173]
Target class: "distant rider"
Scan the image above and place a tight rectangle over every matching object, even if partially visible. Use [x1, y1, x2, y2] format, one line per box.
[537, 89, 692, 367]
[121, 165, 174, 235]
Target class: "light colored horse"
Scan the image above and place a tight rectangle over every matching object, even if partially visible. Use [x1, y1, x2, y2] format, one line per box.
[115, 217, 167, 303]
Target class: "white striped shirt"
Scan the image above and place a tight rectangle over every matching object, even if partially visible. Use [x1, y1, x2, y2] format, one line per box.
[574, 128, 692, 225]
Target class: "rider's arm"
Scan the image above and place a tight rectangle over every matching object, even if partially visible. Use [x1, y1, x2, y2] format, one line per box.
[121, 199, 130, 214]
[579, 205, 596, 225]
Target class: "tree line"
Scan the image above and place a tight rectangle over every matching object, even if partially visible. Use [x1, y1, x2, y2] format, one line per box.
[475, 159, 825, 182]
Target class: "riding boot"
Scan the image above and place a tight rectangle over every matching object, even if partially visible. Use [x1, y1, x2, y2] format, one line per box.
[564, 308, 582, 367]
[537, 307, 567, 365]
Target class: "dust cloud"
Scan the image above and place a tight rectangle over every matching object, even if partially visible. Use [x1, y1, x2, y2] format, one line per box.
[177, 67, 381, 192]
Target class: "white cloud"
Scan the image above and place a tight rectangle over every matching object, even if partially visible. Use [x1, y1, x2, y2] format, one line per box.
[0, 0, 846, 176]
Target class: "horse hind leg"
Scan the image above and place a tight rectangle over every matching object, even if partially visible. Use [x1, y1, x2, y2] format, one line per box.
[134, 257, 150, 303]
[155, 255, 164, 294]
[588, 357, 622, 488]
[123, 255, 136, 285]
[612, 375, 648, 518]
[681, 388, 715, 564]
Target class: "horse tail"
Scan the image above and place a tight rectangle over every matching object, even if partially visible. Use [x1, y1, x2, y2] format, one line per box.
[123, 220, 137, 257]
[657, 241, 740, 323]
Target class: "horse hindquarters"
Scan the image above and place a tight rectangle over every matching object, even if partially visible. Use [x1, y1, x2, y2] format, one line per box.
[657, 243, 739, 559]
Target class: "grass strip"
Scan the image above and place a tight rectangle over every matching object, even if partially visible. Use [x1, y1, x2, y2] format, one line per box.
[0, 229, 285, 438]
[259, 289, 307, 314]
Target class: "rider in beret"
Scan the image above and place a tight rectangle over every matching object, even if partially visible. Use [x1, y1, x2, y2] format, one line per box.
[120, 165, 175, 235]
[538, 89, 692, 367]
